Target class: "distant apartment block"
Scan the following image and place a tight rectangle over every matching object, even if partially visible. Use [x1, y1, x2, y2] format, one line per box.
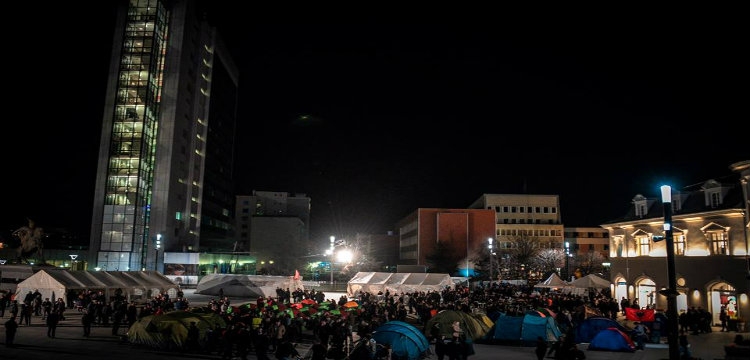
[395, 208, 496, 275]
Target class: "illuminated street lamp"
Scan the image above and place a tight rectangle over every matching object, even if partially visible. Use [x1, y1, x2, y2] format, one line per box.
[564, 241, 571, 281]
[658, 185, 680, 360]
[69, 254, 78, 271]
[155, 234, 162, 271]
[329, 236, 335, 284]
[488, 238, 494, 282]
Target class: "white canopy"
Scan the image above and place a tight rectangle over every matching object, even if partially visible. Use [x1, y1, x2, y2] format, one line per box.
[535, 273, 570, 288]
[194, 274, 304, 298]
[347, 272, 453, 297]
[14, 269, 179, 303]
[568, 274, 612, 289]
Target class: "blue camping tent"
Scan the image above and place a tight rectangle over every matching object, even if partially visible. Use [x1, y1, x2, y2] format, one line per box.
[575, 316, 628, 343]
[587, 328, 636, 352]
[372, 321, 431, 360]
[487, 312, 562, 346]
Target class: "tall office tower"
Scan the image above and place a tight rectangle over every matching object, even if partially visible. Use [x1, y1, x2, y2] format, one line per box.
[89, 0, 239, 272]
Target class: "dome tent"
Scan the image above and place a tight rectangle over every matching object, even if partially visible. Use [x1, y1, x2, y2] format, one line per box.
[194, 273, 304, 298]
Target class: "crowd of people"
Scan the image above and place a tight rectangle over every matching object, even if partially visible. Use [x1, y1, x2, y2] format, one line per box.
[0, 280, 728, 359]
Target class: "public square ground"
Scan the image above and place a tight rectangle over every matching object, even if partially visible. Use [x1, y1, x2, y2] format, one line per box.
[0, 289, 738, 360]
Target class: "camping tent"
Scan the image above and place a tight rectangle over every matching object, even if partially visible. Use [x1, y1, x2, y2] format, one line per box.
[574, 316, 628, 343]
[535, 273, 569, 289]
[568, 274, 611, 289]
[371, 321, 431, 360]
[486, 312, 562, 346]
[14, 269, 179, 305]
[587, 328, 636, 352]
[194, 274, 303, 298]
[347, 272, 453, 297]
[425, 310, 492, 341]
[128, 310, 226, 350]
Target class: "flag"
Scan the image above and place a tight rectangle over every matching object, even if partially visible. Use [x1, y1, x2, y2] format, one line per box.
[626, 307, 655, 322]
[294, 269, 300, 280]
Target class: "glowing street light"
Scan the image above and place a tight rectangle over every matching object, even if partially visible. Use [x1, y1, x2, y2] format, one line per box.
[336, 249, 353, 263]
[488, 237, 494, 282]
[69, 254, 78, 271]
[329, 236, 335, 284]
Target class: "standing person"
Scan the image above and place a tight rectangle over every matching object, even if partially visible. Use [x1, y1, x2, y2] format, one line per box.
[720, 305, 728, 332]
[620, 297, 630, 316]
[20, 302, 32, 326]
[310, 338, 328, 360]
[5, 316, 19, 347]
[46, 311, 60, 338]
[678, 330, 691, 359]
[254, 327, 271, 360]
[633, 322, 649, 350]
[41, 297, 53, 320]
[0, 291, 9, 317]
[82, 311, 94, 337]
[186, 321, 201, 352]
[10, 300, 19, 318]
[535, 336, 548, 360]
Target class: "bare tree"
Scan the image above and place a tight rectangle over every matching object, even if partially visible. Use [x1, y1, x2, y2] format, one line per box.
[534, 248, 565, 275]
[496, 235, 543, 280]
[574, 250, 608, 277]
[426, 241, 462, 275]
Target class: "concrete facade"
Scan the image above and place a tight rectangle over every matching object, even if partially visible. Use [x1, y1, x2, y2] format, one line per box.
[602, 160, 750, 328]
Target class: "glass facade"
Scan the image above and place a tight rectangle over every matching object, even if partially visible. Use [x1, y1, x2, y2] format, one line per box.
[98, 0, 169, 271]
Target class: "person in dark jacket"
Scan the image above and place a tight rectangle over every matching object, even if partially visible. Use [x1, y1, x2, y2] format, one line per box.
[5, 316, 19, 347]
[46, 311, 60, 338]
[535, 336, 548, 360]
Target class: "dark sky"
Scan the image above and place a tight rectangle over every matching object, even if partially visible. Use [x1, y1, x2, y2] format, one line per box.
[2, 4, 747, 246]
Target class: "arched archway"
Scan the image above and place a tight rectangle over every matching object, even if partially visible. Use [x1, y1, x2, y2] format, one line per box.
[613, 274, 628, 305]
[634, 277, 656, 309]
[707, 281, 737, 327]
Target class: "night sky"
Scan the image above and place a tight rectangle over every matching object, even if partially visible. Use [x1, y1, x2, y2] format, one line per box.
[2, 4, 747, 247]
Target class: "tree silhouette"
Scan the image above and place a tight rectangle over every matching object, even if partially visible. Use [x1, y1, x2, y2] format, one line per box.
[425, 241, 461, 275]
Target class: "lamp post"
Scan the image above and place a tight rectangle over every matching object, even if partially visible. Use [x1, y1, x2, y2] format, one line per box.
[155, 234, 162, 271]
[660, 185, 680, 360]
[69, 254, 78, 271]
[488, 237, 494, 283]
[564, 241, 570, 281]
[329, 236, 335, 284]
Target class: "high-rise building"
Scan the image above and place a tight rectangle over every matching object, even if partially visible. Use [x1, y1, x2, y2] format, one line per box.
[89, 0, 238, 272]
[235, 191, 311, 275]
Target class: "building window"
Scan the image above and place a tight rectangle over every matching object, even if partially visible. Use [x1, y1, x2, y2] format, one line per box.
[673, 233, 686, 255]
[633, 195, 648, 217]
[636, 236, 651, 256]
[710, 192, 721, 208]
[708, 231, 728, 255]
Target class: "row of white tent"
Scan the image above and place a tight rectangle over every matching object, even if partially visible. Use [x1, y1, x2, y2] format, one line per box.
[12, 269, 609, 305]
[14, 269, 181, 303]
[535, 273, 612, 290]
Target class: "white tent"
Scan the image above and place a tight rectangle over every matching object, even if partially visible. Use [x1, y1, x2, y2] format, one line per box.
[14, 269, 179, 304]
[194, 274, 303, 298]
[535, 273, 570, 289]
[568, 274, 611, 289]
[347, 272, 453, 297]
